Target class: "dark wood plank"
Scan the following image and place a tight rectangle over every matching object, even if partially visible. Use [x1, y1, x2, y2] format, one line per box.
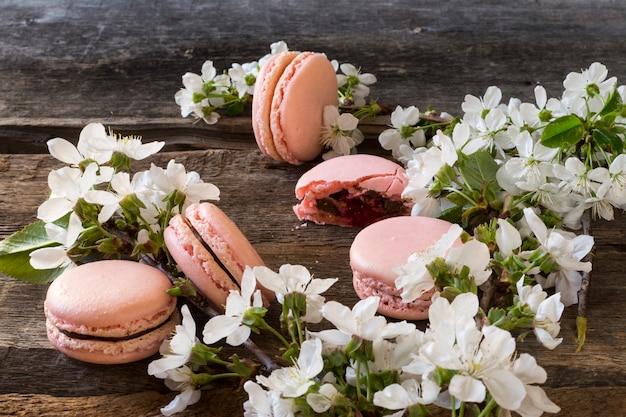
[0, 149, 624, 416]
[1, 0, 625, 149]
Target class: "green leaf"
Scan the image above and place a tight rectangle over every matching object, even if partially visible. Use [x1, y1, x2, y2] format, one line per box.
[437, 204, 464, 224]
[0, 250, 67, 284]
[0, 221, 67, 283]
[540, 114, 585, 148]
[599, 86, 623, 119]
[593, 127, 623, 154]
[0, 221, 52, 255]
[576, 315, 587, 353]
[456, 150, 500, 192]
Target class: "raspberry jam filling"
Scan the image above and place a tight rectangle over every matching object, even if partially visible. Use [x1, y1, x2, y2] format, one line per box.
[316, 189, 410, 227]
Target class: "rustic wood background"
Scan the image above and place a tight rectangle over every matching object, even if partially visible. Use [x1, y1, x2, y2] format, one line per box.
[0, 1, 625, 416]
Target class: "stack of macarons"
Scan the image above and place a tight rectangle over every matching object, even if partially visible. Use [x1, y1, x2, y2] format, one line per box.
[252, 51, 338, 165]
[44, 260, 179, 364]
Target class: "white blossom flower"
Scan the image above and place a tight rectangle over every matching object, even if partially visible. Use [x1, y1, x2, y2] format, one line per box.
[367, 330, 425, 373]
[37, 163, 111, 223]
[83, 171, 143, 223]
[504, 353, 561, 417]
[336, 63, 377, 106]
[256, 338, 324, 398]
[243, 380, 297, 417]
[515, 278, 564, 349]
[148, 305, 199, 376]
[419, 295, 526, 410]
[149, 159, 220, 209]
[504, 130, 558, 189]
[158, 366, 202, 416]
[393, 224, 463, 302]
[47, 123, 112, 166]
[562, 62, 617, 116]
[461, 86, 503, 125]
[553, 157, 602, 197]
[496, 218, 522, 257]
[320, 105, 364, 159]
[29, 212, 84, 270]
[229, 61, 259, 98]
[601, 154, 626, 206]
[314, 297, 416, 347]
[253, 264, 337, 323]
[174, 60, 229, 124]
[523, 208, 594, 305]
[86, 131, 165, 161]
[373, 377, 440, 412]
[445, 239, 492, 286]
[258, 41, 289, 68]
[203, 266, 264, 346]
[306, 383, 340, 413]
[378, 105, 425, 162]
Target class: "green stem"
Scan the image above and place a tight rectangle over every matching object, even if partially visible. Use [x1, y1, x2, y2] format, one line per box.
[477, 397, 498, 417]
[259, 319, 291, 349]
[443, 186, 479, 206]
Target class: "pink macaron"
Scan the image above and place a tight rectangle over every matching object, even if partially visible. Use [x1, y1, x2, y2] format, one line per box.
[164, 202, 269, 311]
[44, 260, 179, 364]
[252, 51, 338, 165]
[293, 154, 413, 227]
[350, 216, 462, 320]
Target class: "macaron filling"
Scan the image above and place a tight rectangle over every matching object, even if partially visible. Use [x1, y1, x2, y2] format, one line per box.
[313, 188, 411, 227]
[56, 313, 176, 342]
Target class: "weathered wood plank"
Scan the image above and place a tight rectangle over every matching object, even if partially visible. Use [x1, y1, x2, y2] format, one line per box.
[0, 149, 624, 416]
[1, 0, 625, 127]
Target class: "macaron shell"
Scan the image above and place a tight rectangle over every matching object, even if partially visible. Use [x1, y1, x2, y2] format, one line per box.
[46, 309, 180, 365]
[295, 154, 408, 199]
[252, 51, 300, 161]
[353, 272, 435, 320]
[270, 52, 337, 164]
[164, 203, 269, 310]
[44, 260, 176, 338]
[164, 214, 240, 309]
[350, 216, 462, 319]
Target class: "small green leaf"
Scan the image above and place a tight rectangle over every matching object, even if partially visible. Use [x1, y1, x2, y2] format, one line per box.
[593, 127, 623, 154]
[599, 86, 623, 119]
[540, 114, 585, 148]
[456, 150, 500, 192]
[0, 220, 67, 283]
[0, 220, 51, 255]
[0, 250, 67, 284]
[576, 315, 587, 353]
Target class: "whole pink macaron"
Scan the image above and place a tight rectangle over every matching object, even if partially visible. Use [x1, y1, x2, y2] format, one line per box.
[294, 154, 413, 227]
[44, 260, 178, 364]
[252, 51, 338, 165]
[350, 216, 461, 320]
[164, 202, 270, 311]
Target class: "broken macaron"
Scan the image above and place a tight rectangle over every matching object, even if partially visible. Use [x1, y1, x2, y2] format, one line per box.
[293, 154, 413, 227]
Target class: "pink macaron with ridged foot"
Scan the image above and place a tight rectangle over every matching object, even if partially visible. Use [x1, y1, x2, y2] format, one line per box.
[252, 51, 338, 165]
[164, 202, 270, 311]
[350, 216, 462, 320]
[293, 154, 413, 227]
[44, 260, 179, 364]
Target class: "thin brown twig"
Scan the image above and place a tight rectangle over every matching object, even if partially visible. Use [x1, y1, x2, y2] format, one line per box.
[140, 254, 281, 373]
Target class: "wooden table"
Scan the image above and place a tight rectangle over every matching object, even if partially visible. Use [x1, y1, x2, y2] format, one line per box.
[1, 1, 625, 416]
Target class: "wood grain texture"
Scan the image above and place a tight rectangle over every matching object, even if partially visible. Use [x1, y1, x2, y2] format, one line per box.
[0, 0, 625, 416]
